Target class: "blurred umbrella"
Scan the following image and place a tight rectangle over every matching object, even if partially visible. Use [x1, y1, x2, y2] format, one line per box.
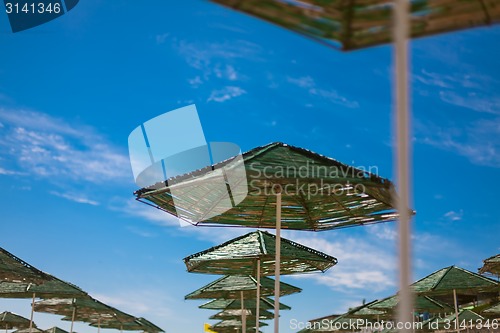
[199, 297, 290, 311]
[34, 297, 133, 333]
[0, 312, 32, 333]
[137, 142, 399, 332]
[184, 229, 335, 332]
[0, 247, 88, 333]
[412, 266, 499, 333]
[479, 254, 500, 278]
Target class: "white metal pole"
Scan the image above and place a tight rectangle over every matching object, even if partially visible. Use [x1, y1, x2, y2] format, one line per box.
[70, 305, 76, 333]
[274, 190, 282, 333]
[394, 0, 413, 333]
[256, 258, 261, 333]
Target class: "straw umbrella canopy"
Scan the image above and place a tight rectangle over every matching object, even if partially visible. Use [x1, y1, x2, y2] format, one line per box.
[136, 142, 399, 332]
[411, 266, 499, 333]
[199, 298, 291, 311]
[369, 295, 454, 314]
[12, 328, 43, 333]
[43, 327, 70, 333]
[0, 312, 32, 332]
[0, 247, 88, 333]
[184, 230, 335, 332]
[479, 254, 500, 278]
[34, 297, 133, 333]
[185, 275, 301, 300]
[89, 317, 164, 333]
[212, 319, 268, 330]
[209, 309, 274, 320]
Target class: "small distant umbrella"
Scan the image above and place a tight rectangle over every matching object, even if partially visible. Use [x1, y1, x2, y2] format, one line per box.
[479, 254, 500, 278]
[184, 230, 335, 332]
[0, 312, 32, 333]
[412, 266, 499, 333]
[209, 309, 274, 321]
[43, 327, 70, 333]
[34, 297, 133, 333]
[89, 317, 164, 333]
[199, 298, 290, 311]
[0, 247, 88, 332]
[185, 275, 301, 300]
[12, 329, 43, 333]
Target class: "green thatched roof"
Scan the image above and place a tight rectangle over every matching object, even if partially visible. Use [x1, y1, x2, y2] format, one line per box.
[212, 319, 268, 328]
[0, 247, 87, 299]
[209, 0, 500, 51]
[184, 230, 337, 275]
[412, 266, 499, 295]
[369, 295, 453, 313]
[13, 328, 44, 333]
[136, 142, 400, 231]
[89, 317, 164, 333]
[185, 274, 301, 299]
[0, 311, 32, 330]
[199, 297, 291, 310]
[209, 309, 275, 320]
[425, 309, 485, 329]
[479, 254, 500, 276]
[482, 301, 500, 316]
[43, 327, 70, 333]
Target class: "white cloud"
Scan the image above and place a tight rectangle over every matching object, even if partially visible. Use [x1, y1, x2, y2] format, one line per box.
[0, 166, 24, 175]
[187, 76, 203, 88]
[444, 210, 464, 222]
[0, 108, 132, 183]
[207, 86, 246, 103]
[49, 190, 100, 206]
[439, 91, 500, 115]
[287, 76, 359, 109]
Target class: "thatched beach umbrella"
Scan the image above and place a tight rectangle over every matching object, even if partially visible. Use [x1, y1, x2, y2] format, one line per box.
[89, 317, 164, 333]
[0, 312, 32, 333]
[34, 297, 133, 333]
[0, 247, 88, 332]
[43, 327, 71, 333]
[184, 229, 336, 332]
[369, 295, 454, 314]
[136, 142, 399, 332]
[199, 297, 290, 311]
[186, 274, 300, 332]
[212, 319, 268, 331]
[411, 266, 499, 333]
[209, 309, 274, 321]
[479, 254, 500, 278]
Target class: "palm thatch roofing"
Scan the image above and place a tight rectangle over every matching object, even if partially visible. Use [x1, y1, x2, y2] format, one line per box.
[369, 295, 453, 313]
[12, 328, 44, 333]
[199, 297, 291, 310]
[35, 297, 134, 324]
[184, 230, 337, 275]
[0, 247, 87, 299]
[212, 319, 268, 328]
[89, 317, 164, 333]
[479, 254, 500, 276]
[209, 309, 275, 320]
[185, 274, 301, 299]
[209, 0, 500, 51]
[43, 327, 70, 333]
[424, 309, 485, 329]
[135, 142, 400, 231]
[0, 311, 32, 330]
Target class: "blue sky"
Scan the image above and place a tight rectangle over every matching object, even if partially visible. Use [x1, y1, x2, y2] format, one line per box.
[0, 1, 499, 332]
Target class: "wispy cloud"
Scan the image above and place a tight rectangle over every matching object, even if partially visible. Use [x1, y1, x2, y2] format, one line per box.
[0, 166, 24, 175]
[207, 86, 246, 103]
[439, 91, 500, 115]
[287, 76, 359, 109]
[444, 210, 464, 222]
[156, 33, 169, 44]
[49, 190, 100, 206]
[416, 118, 500, 168]
[0, 108, 132, 183]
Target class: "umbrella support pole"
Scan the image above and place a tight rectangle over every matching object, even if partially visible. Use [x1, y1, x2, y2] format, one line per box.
[453, 289, 459, 333]
[274, 190, 282, 333]
[241, 291, 246, 333]
[70, 305, 76, 333]
[394, 0, 413, 332]
[256, 258, 261, 333]
[29, 293, 35, 333]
